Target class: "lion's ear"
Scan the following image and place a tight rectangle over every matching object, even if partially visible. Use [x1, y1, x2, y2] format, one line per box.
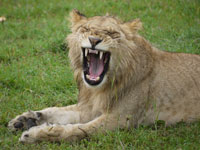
[69, 9, 87, 26]
[122, 19, 142, 33]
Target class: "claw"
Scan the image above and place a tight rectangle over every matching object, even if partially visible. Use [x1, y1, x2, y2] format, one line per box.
[14, 122, 24, 129]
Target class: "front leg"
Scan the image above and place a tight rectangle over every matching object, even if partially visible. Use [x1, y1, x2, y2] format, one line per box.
[8, 104, 80, 131]
[19, 114, 126, 143]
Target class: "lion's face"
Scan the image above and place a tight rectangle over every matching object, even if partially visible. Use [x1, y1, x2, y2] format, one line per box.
[67, 10, 142, 87]
[77, 17, 122, 86]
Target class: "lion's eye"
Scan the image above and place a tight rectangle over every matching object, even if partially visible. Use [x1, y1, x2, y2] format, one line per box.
[110, 32, 120, 39]
[104, 30, 120, 39]
[80, 27, 89, 33]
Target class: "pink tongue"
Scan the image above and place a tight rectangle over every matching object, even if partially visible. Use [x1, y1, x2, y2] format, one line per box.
[89, 55, 104, 78]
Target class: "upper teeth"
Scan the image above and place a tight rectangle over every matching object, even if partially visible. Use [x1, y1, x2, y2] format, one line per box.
[89, 49, 98, 54]
[85, 48, 104, 59]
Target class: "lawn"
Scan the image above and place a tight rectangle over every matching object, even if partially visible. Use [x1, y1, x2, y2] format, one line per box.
[0, 0, 200, 149]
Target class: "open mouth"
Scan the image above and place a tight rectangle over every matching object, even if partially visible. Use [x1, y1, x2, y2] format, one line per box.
[82, 48, 110, 86]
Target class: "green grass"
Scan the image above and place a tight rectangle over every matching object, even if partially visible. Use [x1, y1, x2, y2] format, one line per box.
[0, 0, 200, 149]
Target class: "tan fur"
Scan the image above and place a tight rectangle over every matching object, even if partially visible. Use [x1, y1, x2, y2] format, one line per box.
[8, 10, 200, 143]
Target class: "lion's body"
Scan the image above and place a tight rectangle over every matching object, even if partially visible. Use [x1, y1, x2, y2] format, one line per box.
[8, 10, 200, 143]
[75, 38, 200, 127]
[145, 51, 200, 125]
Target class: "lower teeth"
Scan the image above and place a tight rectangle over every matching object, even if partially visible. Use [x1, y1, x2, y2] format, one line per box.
[86, 75, 100, 81]
[86, 74, 90, 79]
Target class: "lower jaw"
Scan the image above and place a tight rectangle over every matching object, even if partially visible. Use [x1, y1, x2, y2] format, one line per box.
[83, 73, 105, 86]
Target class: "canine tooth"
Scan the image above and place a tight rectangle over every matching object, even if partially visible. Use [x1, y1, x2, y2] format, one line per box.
[86, 74, 90, 79]
[96, 77, 100, 81]
[104, 58, 107, 64]
[99, 51, 103, 59]
[85, 49, 88, 57]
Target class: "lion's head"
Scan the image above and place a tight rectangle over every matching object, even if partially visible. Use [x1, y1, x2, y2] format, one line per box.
[67, 10, 152, 90]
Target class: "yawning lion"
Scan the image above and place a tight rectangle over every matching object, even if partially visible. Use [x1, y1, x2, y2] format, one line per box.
[8, 10, 200, 143]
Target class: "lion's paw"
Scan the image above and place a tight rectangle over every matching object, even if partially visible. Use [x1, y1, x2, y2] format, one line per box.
[19, 128, 38, 143]
[19, 124, 75, 143]
[19, 124, 61, 143]
[8, 111, 43, 131]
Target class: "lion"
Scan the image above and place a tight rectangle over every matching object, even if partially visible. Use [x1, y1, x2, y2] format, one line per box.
[8, 10, 200, 143]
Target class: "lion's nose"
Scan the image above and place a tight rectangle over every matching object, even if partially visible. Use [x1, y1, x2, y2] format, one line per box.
[88, 36, 102, 49]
